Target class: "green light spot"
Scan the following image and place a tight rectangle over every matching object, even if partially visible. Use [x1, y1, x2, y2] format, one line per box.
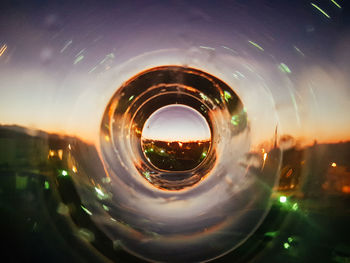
[44, 181, 50, 190]
[202, 152, 207, 157]
[61, 170, 68, 176]
[102, 205, 110, 211]
[264, 231, 279, 238]
[248, 40, 264, 51]
[331, 0, 341, 9]
[311, 3, 331, 19]
[284, 242, 290, 249]
[224, 91, 232, 102]
[279, 63, 291, 74]
[231, 115, 239, 126]
[128, 95, 134, 101]
[292, 203, 299, 211]
[288, 237, 294, 243]
[81, 205, 93, 216]
[200, 93, 208, 100]
[279, 196, 287, 203]
[143, 171, 151, 182]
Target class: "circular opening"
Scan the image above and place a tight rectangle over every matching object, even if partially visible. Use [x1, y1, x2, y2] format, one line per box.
[141, 104, 211, 171]
[101, 65, 248, 192]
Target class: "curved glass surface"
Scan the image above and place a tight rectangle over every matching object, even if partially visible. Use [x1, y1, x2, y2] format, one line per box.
[0, 1, 349, 262]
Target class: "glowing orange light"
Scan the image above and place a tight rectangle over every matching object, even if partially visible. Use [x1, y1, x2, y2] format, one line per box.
[263, 152, 267, 162]
[286, 169, 293, 178]
[331, 162, 337, 167]
[178, 142, 183, 147]
[342, 186, 350, 194]
[72, 165, 77, 173]
[68, 144, 71, 150]
[105, 135, 110, 141]
[49, 150, 55, 157]
[58, 149, 63, 160]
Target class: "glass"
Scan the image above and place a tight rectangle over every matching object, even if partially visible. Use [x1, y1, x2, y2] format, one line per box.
[1, 1, 349, 262]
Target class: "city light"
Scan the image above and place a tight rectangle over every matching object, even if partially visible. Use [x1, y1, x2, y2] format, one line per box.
[58, 149, 63, 160]
[331, 162, 337, 167]
[81, 205, 92, 216]
[61, 170, 68, 176]
[95, 187, 105, 197]
[292, 203, 299, 211]
[279, 196, 287, 203]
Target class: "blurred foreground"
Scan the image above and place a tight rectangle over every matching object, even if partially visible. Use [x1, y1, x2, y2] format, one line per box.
[0, 125, 349, 262]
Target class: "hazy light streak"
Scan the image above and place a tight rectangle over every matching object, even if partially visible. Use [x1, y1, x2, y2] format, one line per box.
[293, 45, 305, 57]
[235, 71, 246, 78]
[248, 40, 264, 51]
[199, 46, 215, 51]
[311, 3, 331, 19]
[222, 46, 237, 54]
[100, 53, 115, 64]
[89, 66, 97, 73]
[75, 49, 85, 57]
[0, 44, 7, 57]
[309, 86, 319, 110]
[74, 55, 84, 64]
[279, 63, 291, 74]
[331, 0, 341, 9]
[288, 87, 301, 127]
[60, 40, 72, 53]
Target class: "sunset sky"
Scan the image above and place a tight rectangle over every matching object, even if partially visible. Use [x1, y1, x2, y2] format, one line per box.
[142, 104, 211, 142]
[0, 0, 350, 146]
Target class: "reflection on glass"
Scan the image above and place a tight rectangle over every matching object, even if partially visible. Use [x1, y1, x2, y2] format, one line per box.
[1, 1, 350, 263]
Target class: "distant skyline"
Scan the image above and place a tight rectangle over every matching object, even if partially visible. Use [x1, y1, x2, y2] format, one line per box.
[141, 104, 211, 142]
